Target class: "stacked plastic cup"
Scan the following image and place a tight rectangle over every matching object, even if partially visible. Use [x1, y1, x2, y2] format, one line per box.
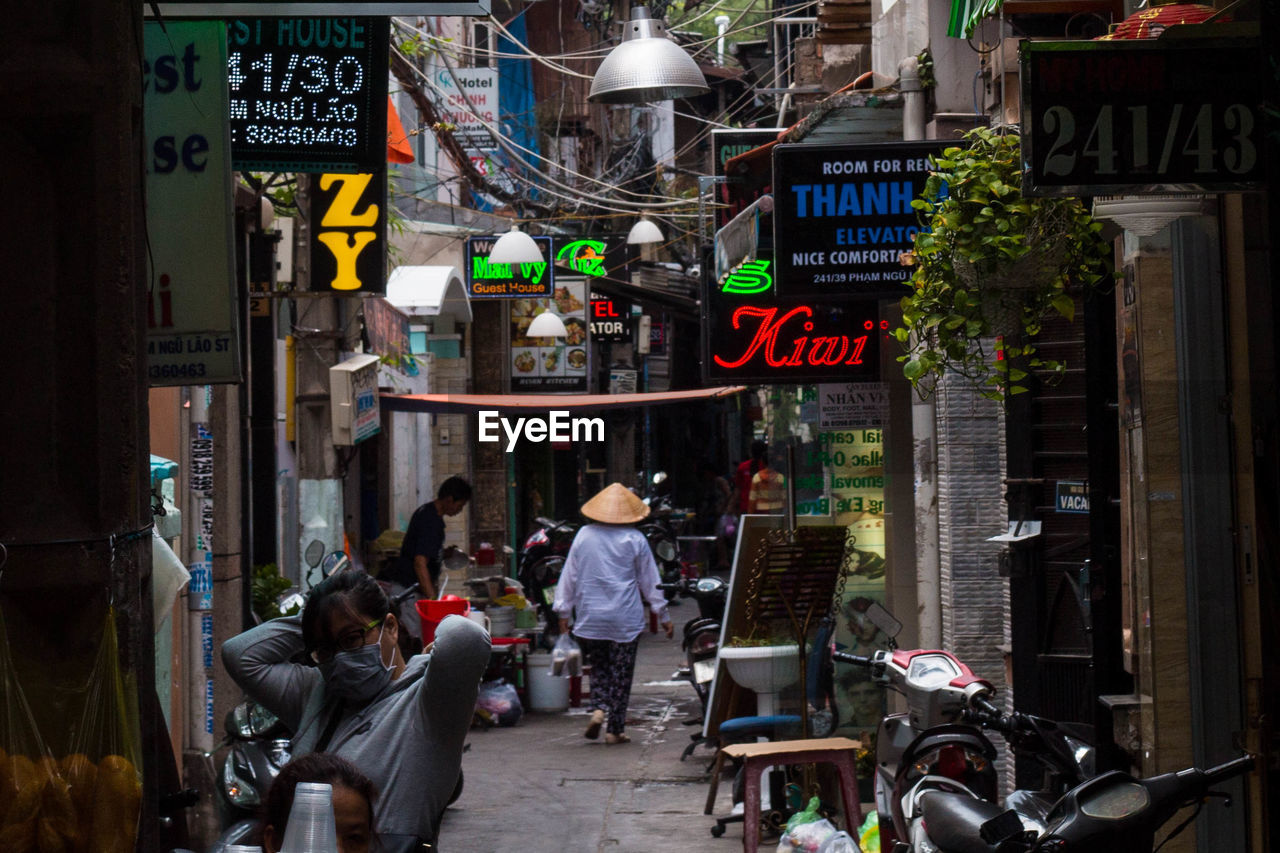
[224, 846, 264, 853]
[279, 781, 340, 853]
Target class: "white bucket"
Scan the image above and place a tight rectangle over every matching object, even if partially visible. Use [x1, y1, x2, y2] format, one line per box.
[526, 651, 570, 711]
[487, 605, 516, 637]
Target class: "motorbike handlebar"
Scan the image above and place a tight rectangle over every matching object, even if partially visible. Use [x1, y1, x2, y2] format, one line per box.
[970, 693, 1002, 718]
[832, 650, 874, 668]
[1204, 755, 1255, 785]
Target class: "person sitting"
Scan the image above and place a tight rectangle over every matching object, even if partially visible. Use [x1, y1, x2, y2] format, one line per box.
[261, 753, 377, 853]
[222, 570, 489, 848]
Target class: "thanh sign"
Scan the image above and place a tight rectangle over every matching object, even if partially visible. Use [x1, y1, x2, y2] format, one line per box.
[311, 172, 387, 293]
[1021, 38, 1266, 196]
[226, 17, 388, 173]
[466, 236, 554, 298]
[144, 21, 241, 386]
[772, 141, 946, 298]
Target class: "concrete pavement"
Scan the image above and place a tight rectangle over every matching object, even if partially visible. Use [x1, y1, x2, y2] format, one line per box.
[437, 627, 746, 853]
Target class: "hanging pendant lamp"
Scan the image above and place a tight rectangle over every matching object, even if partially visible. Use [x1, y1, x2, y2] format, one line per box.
[626, 218, 664, 244]
[589, 7, 711, 104]
[527, 310, 569, 338]
[489, 226, 545, 265]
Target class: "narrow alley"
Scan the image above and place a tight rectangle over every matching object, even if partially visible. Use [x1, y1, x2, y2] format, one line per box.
[437, 629, 745, 852]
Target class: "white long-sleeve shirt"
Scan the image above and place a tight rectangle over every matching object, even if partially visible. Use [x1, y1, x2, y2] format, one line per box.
[553, 523, 669, 642]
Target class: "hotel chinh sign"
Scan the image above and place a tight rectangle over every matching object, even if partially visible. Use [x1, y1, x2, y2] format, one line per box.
[1021, 38, 1266, 196]
[771, 140, 945, 299]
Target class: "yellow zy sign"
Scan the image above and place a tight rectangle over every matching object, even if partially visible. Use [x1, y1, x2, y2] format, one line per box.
[312, 173, 385, 292]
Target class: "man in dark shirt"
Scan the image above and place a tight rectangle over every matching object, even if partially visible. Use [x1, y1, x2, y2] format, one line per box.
[386, 476, 472, 639]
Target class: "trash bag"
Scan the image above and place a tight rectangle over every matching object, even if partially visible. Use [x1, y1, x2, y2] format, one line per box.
[857, 811, 879, 853]
[475, 680, 523, 727]
[551, 633, 582, 678]
[819, 830, 861, 853]
[775, 818, 838, 853]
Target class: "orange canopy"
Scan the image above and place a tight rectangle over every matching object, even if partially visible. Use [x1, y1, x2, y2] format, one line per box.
[387, 96, 415, 164]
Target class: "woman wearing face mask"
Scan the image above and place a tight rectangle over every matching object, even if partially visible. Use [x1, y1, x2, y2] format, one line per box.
[222, 570, 489, 850]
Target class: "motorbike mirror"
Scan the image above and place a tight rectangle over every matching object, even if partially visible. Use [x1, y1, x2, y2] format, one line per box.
[303, 539, 326, 569]
[320, 551, 350, 578]
[652, 471, 668, 485]
[441, 546, 470, 572]
[866, 602, 902, 639]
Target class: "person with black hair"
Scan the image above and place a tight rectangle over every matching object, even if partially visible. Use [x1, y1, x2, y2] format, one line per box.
[261, 753, 378, 853]
[222, 569, 489, 849]
[386, 476, 472, 602]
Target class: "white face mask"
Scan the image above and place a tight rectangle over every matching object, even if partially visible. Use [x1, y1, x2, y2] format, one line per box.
[319, 626, 393, 706]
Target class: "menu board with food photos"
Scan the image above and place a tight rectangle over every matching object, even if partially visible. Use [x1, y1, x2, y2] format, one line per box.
[509, 281, 589, 392]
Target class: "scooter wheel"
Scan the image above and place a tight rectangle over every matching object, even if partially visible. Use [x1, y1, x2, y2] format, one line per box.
[710, 824, 725, 838]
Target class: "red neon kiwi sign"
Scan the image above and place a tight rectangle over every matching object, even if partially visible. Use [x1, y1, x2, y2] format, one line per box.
[704, 299, 881, 384]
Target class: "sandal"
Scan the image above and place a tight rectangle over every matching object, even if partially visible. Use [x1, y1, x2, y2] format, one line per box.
[605, 733, 631, 745]
[584, 709, 604, 740]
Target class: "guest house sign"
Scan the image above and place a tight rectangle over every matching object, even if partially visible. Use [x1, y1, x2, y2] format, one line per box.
[1021, 38, 1266, 196]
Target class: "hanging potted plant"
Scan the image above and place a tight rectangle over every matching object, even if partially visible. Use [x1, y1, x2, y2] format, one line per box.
[894, 126, 1113, 399]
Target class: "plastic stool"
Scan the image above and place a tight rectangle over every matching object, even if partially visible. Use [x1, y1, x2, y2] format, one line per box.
[716, 737, 863, 853]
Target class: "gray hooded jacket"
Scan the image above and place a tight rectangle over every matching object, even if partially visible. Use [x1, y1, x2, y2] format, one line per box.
[222, 613, 490, 843]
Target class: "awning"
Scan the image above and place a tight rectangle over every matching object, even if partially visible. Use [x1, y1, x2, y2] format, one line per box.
[385, 266, 472, 321]
[587, 273, 700, 316]
[381, 386, 746, 414]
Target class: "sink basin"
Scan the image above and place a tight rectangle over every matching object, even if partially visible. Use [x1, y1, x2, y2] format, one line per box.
[719, 644, 801, 694]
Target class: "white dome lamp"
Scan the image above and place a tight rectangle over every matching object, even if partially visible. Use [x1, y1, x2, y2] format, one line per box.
[488, 226, 545, 265]
[588, 7, 711, 104]
[527, 310, 568, 338]
[626, 218, 664, 244]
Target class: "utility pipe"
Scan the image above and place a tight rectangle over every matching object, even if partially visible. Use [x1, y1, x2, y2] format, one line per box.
[715, 15, 730, 66]
[900, 54, 940, 648]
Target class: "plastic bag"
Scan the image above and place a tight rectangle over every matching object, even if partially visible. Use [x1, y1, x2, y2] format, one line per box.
[0, 608, 59, 853]
[819, 830, 860, 853]
[775, 818, 838, 853]
[857, 811, 879, 853]
[475, 680, 523, 727]
[551, 633, 582, 678]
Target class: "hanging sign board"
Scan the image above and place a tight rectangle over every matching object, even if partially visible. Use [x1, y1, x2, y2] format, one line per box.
[712, 127, 783, 229]
[508, 282, 588, 393]
[1021, 38, 1267, 196]
[818, 382, 889, 429]
[589, 294, 632, 343]
[311, 172, 387, 293]
[772, 140, 945, 298]
[703, 252, 884, 385]
[154, 2, 492, 18]
[466, 235, 554, 298]
[224, 17, 388, 173]
[144, 21, 242, 386]
[553, 235, 631, 281]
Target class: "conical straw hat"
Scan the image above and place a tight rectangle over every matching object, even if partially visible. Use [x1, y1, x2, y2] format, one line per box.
[580, 482, 650, 524]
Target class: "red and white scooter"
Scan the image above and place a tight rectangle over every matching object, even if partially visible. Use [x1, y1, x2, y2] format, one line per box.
[834, 605, 1094, 852]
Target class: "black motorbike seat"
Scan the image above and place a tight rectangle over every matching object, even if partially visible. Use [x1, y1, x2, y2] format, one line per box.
[919, 790, 1007, 853]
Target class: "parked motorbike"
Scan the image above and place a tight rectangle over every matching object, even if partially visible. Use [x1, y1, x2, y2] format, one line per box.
[833, 604, 1094, 851]
[516, 516, 579, 630]
[641, 473, 696, 598]
[660, 576, 729, 721]
[925, 754, 1254, 853]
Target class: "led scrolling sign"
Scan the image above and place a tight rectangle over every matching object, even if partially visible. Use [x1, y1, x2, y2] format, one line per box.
[226, 17, 388, 173]
[1021, 38, 1266, 196]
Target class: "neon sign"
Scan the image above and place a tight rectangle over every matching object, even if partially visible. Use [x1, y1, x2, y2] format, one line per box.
[720, 259, 773, 294]
[703, 298, 882, 384]
[556, 240, 608, 276]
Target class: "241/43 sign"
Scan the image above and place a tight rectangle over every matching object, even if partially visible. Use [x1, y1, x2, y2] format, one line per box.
[1021, 38, 1265, 196]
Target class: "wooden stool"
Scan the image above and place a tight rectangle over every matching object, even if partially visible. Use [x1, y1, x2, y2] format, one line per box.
[719, 736, 863, 853]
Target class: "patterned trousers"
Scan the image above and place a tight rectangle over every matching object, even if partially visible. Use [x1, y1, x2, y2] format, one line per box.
[577, 636, 639, 735]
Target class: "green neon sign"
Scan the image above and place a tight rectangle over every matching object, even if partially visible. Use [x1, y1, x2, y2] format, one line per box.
[721, 259, 773, 294]
[556, 239, 607, 276]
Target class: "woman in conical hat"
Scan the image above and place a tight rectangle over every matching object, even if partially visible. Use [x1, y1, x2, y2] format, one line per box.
[552, 482, 673, 744]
